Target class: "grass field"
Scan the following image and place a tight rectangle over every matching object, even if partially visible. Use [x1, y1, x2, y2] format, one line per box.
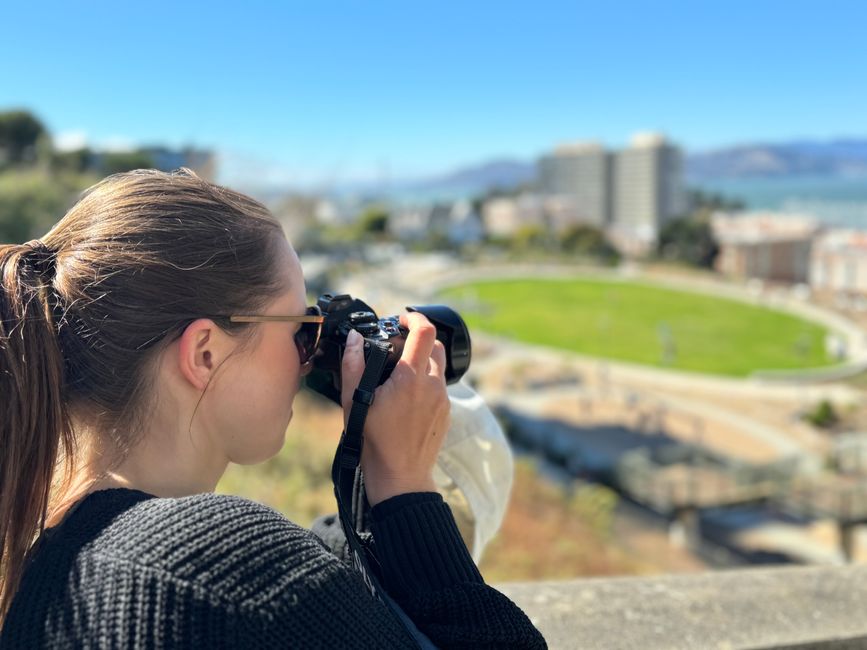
[440, 278, 835, 377]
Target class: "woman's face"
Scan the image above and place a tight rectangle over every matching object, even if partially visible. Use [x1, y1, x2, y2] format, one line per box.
[209, 236, 310, 465]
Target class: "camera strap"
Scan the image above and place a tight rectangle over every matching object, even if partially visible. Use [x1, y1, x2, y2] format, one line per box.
[331, 339, 438, 650]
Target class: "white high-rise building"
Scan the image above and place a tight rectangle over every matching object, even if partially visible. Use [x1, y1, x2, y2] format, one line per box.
[537, 141, 611, 227]
[611, 132, 687, 243]
[536, 132, 687, 254]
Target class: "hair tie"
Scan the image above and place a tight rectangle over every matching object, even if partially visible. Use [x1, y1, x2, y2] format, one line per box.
[22, 239, 57, 280]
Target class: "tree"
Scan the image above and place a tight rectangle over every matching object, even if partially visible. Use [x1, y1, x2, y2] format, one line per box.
[803, 399, 838, 429]
[559, 224, 620, 263]
[354, 206, 390, 240]
[0, 170, 97, 244]
[98, 151, 155, 175]
[0, 110, 47, 167]
[0, 171, 71, 243]
[511, 223, 547, 250]
[657, 213, 719, 268]
[51, 147, 94, 173]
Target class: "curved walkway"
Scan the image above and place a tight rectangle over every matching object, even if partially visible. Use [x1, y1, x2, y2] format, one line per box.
[469, 334, 824, 459]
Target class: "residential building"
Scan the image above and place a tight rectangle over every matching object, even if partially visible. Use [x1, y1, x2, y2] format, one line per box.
[611, 132, 687, 245]
[314, 199, 354, 226]
[537, 133, 687, 254]
[811, 229, 867, 294]
[538, 142, 611, 227]
[445, 200, 485, 245]
[712, 212, 820, 284]
[390, 206, 430, 241]
[542, 195, 588, 233]
[390, 200, 484, 245]
[482, 194, 545, 238]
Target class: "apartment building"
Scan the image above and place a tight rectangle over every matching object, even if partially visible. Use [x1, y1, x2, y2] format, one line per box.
[712, 212, 820, 283]
[537, 133, 686, 252]
[611, 132, 687, 244]
[538, 141, 611, 227]
[811, 229, 867, 294]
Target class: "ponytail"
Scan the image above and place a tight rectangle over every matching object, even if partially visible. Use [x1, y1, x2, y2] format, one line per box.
[0, 168, 286, 625]
[0, 240, 73, 624]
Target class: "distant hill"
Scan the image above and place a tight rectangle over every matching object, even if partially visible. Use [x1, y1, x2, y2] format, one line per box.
[335, 138, 867, 200]
[685, 139, 867, 180]
[404, 158, 536, 192]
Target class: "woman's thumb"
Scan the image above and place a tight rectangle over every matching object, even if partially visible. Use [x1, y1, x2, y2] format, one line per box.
[341, 329, 366, 416]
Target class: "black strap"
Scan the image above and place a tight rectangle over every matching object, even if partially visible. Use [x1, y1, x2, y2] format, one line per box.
[331, 340, 438, 650]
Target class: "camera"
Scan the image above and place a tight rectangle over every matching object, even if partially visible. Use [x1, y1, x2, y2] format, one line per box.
[305, 293, 472, 405]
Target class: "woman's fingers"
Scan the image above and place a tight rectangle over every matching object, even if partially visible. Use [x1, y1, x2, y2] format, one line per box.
[398, 312, 437, 373]
[340, 329, 366, 426]
[429, 340, 447, 384]
[356, 312, 453, 505]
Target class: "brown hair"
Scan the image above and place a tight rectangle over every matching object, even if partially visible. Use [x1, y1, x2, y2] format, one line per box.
[0, 168, 286, 624]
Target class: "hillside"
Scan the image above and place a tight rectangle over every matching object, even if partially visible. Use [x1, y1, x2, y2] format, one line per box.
[368, 138, 867, 198]
[686, 139, 867, 180]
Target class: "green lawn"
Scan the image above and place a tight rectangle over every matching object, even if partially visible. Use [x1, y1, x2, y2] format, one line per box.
[440, 278, 835, 377]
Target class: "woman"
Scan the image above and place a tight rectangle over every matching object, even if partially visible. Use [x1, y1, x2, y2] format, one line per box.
[0, 169, 545, 648]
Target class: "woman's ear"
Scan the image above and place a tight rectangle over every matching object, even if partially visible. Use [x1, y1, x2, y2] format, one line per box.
[176, 319, 230, 391]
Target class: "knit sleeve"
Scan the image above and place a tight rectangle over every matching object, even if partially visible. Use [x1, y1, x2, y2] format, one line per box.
[311, 493, 546, 648]
[225, 495, 545, 648]
[369, 492, 547, 649]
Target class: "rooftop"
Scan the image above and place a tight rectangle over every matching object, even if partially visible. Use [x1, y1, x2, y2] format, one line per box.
[815, 228, 867, 254]
[712, 211, 821, 244]
[552, 141, 606, 156]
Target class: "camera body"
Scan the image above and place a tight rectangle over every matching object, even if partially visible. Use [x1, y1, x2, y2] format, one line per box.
[305, 293, 472, 405]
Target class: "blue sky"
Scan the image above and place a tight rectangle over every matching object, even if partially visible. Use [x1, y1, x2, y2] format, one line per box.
[2, 1, 866, 188]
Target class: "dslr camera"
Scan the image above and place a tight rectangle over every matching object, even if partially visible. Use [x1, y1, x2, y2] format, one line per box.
[305, 293, 472, 404]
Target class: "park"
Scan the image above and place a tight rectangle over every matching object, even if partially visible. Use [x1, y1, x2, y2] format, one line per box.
[440, 276, 836, 377]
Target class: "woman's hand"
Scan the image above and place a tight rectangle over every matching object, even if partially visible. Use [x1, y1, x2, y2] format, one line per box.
[340, 312, 451, 506]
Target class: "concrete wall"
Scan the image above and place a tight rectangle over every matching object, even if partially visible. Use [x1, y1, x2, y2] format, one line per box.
[500, 565, 867, 649]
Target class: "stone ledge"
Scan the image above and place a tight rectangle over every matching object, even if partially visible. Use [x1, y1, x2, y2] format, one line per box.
[497, 566, 867, 649]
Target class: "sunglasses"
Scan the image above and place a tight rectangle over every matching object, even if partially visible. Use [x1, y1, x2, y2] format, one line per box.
[228, 305, 326, 367]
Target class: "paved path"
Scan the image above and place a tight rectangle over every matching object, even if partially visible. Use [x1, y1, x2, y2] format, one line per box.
[489, 378, 805, 458]
[467, 333, 856, 442]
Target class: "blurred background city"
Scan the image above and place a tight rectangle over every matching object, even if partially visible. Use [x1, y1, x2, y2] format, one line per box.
[4, 0, 867, 588]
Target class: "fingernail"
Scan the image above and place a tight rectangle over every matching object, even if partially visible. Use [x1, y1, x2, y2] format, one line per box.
[347, 329, 363, 350]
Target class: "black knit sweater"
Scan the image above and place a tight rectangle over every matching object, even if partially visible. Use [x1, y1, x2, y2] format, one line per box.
[0, 488, 546, 648]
